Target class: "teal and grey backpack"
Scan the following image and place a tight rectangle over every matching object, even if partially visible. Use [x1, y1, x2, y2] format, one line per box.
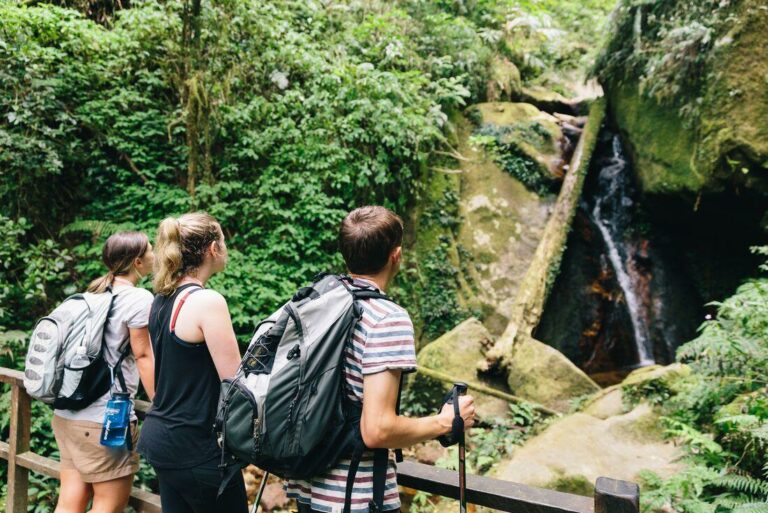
[23, 289, 131, 410]
[215, 274, 401, 513]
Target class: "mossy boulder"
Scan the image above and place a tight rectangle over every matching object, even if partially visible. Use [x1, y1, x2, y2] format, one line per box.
[454, 114, 553, 335]
[470, 102, 566, 189]
[494, 403, 682, 493]
[518, 86, 586, 116]
[486, 56, 522, 102]
[621, 363, 691, 388]
[505, 335, 600, 411]
[602, 0, 768, 198]
[416, 317, 511, 421]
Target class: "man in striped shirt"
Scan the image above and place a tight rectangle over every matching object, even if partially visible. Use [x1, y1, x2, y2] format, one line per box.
[286, 206, 476, 513]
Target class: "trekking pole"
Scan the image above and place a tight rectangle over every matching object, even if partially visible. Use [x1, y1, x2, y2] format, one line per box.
[437, 382, 469, 513]
[453, 383, 468, 513]
[250, 471, 270, 513]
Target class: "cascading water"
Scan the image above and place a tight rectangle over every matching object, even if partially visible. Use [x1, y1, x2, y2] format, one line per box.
[588, 135, 655, 366]
[536, 125, 762, 384]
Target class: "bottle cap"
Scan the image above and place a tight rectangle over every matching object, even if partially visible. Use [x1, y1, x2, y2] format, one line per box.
[112, 392, 131, 399]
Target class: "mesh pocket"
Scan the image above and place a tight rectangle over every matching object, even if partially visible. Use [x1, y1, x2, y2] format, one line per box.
[58, 366, 89, 398]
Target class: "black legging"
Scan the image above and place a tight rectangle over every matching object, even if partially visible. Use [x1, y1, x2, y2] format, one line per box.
[154, 458, 248, 513]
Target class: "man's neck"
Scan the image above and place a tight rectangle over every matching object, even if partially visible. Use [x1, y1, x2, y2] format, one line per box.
[350, 272, 389, 292]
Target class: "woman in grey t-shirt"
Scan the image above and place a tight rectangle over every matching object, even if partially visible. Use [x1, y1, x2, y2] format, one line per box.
[52, 231, 155, 513]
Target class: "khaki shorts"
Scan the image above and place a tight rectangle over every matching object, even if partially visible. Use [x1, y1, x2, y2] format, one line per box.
[52, 415, 139, 483]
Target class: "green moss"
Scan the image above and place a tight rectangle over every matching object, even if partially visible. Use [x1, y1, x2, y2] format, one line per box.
[546, 474, 595, 497]
[468, 102, 564, 194]
[396, 159, 474, 346]
[609, 83, 705, 195]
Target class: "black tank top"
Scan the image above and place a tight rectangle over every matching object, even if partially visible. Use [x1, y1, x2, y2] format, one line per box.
[137, 284, 221, 468]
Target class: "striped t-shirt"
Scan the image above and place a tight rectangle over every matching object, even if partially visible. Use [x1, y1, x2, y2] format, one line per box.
[285, 278, 417, 513]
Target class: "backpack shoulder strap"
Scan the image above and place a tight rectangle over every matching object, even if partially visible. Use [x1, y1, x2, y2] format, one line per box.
[170, 286, 204, 332]
[370, 448, 388, 513]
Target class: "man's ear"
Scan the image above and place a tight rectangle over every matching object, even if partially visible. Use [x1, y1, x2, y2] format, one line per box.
[391, 246, 402, 265]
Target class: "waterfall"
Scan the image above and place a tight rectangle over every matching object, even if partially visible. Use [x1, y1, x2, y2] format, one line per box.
[589, 135, 655, 366]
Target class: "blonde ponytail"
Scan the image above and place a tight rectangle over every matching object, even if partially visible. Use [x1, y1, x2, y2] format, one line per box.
[153, 212, 222, 296]
[86, 231, 150, 294]
[153, 217, 184, 296]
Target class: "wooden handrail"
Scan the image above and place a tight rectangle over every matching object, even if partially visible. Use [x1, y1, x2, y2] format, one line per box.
[0, 366, 640, 513]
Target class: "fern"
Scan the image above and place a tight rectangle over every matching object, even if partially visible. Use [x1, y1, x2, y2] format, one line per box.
[60, 219, 133, 238]
[733, 502, 768, 513]
[713, 473, 768, 499]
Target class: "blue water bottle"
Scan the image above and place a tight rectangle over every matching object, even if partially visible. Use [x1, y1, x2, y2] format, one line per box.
[101, 392, 131, 447]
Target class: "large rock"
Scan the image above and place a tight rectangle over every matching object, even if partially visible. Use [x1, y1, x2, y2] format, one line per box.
[621, 363, 691, 388]
[494, 403, 682, 495]
[417, 318, 511, 421]
[518, 86, 586, 116]
[455, 115, 553, 335]
[506, 335, 600, 411]
[601, 0, 768, 197]
[471, 102, 566, 187]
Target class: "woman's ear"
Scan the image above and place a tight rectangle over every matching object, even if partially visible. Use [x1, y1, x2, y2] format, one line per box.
[134, 256, 145, 277]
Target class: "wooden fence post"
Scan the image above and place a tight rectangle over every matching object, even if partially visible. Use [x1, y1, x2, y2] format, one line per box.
[594, 477, 640, 513]
[7, 383, 32, 513]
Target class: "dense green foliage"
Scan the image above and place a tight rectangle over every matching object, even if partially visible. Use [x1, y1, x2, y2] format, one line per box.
[0, 0, 616, 508]
[624, 250, 768, 513]
[0, 0, 490, 332]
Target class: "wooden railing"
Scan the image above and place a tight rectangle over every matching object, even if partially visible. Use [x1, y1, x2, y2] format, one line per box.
[0, 367, 639, 513]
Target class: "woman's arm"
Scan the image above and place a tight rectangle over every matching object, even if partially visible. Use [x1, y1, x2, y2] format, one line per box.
[128, 327, 155, 400]
[197, 290, 242, 380]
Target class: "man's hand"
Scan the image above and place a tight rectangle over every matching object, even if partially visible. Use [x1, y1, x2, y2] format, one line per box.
[437, 395, 476, 433]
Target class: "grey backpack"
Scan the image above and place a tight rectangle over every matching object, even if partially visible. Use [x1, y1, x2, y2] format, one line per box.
[215, 274, 400, 513]
[23, 290, 131, 409]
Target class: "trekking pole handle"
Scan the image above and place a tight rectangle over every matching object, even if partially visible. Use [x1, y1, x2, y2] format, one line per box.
[438, 382, 468, 447]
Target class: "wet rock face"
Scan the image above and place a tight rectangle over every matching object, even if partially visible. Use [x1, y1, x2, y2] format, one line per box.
[486, 56, 522, 102]
[534, 130, 704, 381]
[601, 0, 768, 199]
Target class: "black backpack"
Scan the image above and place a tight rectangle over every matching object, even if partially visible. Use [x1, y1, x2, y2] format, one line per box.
[215, 274, 402, 513]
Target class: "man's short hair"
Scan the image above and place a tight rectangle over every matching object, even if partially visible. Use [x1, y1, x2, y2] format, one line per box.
[339, 206, 404, 274]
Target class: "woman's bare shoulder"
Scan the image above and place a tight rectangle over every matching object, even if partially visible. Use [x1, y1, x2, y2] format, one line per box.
[190, 288, 228, 309]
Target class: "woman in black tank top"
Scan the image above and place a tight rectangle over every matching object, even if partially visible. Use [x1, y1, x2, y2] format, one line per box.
[137, 213, 246, 513]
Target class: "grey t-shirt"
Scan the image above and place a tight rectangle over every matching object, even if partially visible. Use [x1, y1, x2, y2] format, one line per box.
[55, 285, 153, 423]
